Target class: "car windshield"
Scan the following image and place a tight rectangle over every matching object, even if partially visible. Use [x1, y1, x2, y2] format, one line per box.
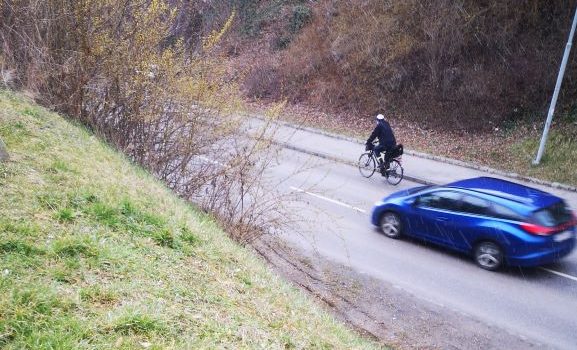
[407, 185, 435, 195]
[533, 201, 572, 227]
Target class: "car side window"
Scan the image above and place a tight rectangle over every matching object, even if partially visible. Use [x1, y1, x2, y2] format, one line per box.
[417, 191, 461, 211]
[461, 195, 491, 216]
[490, 203, 524, 221]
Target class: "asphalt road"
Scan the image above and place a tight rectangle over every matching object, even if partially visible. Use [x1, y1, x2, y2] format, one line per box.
[264, 146, 577, 350]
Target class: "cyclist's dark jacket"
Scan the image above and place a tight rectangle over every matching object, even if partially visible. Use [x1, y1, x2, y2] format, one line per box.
[366, 120, 396, 149]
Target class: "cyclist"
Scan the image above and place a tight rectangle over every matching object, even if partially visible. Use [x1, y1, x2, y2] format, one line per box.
[365, 113, 396, 175]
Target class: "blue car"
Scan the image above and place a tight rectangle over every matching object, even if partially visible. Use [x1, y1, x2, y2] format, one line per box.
[371, 177, 576, 270]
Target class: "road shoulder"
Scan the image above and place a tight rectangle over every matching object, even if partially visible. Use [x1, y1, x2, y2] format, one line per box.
[253, 235, 544, 350]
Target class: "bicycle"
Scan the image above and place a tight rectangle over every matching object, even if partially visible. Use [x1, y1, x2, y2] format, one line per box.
[358, 144, 404, 185]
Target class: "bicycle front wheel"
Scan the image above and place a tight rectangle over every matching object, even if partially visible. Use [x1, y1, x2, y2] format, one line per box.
[358, 153, 376, 178]
[386, 159, 404, 185]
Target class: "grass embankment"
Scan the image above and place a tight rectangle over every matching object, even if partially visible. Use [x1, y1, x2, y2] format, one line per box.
[0, 90, 379, 349]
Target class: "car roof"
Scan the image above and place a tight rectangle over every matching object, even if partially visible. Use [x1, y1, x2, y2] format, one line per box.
[444, 177, 561, 210]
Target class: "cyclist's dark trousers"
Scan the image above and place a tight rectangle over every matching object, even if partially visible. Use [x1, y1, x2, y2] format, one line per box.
[374, 144, 393, 169]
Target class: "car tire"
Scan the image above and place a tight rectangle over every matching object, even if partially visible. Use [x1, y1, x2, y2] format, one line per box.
[380, 212, 402, 239]
[474, 241, 504, 271]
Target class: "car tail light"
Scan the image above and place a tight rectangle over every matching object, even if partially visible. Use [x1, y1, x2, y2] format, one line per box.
[520, 223, 556, 236]
[521, 209, 577, 236]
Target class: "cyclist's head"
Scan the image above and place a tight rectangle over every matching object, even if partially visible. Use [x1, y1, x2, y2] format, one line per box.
[376, 114, 385, 121]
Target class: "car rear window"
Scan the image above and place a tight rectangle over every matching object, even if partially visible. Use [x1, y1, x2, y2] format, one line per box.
[533, 201, 572, 227]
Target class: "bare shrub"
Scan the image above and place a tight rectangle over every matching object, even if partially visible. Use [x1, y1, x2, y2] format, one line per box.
[272, 0, 577, 130]
[274, 5, 337, 104]
[0, 0, 293, 243]
[244, 63, 283, 99]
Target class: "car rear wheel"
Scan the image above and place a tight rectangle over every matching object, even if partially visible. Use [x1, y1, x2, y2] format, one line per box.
[474, 241, 504, 271]
[380, 212, 402, 239]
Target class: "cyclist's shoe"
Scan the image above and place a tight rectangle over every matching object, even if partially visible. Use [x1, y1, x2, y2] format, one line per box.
[380, 161, 391, 177]
[379, 167, 388, 177]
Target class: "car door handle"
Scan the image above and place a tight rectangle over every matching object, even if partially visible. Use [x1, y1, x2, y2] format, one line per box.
[436, 217, 449, 222]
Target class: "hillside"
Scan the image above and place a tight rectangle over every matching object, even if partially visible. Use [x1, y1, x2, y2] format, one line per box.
[0, 90, 379, 349]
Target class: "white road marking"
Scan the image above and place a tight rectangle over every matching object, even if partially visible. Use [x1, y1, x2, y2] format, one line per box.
[289, 186, 367, 214]
[539, 267, 577, 282]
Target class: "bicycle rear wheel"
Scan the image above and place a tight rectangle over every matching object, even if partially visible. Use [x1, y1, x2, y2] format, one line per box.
[358, 153, 376, 178]
[386, 159, 404, 185]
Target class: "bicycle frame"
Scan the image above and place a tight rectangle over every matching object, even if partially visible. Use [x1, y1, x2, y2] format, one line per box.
[371, 149, 401, 164]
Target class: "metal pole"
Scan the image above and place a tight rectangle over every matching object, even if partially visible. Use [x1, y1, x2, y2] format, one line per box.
[534, 4, 577, 165]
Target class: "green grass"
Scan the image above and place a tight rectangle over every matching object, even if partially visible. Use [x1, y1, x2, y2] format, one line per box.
[0, 89, 380, 349]
[510, 131, 577, 186]
[237, 0, 283, 37]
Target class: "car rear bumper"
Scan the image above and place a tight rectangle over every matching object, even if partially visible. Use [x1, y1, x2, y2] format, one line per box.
[507, 238, 576, 267]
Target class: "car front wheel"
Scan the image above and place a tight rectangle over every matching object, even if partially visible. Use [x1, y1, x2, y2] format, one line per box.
[474, 241, 504, 271]
[380, 212, 402, 239]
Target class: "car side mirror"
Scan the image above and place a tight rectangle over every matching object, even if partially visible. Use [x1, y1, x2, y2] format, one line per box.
[407, 197, 419, 206]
